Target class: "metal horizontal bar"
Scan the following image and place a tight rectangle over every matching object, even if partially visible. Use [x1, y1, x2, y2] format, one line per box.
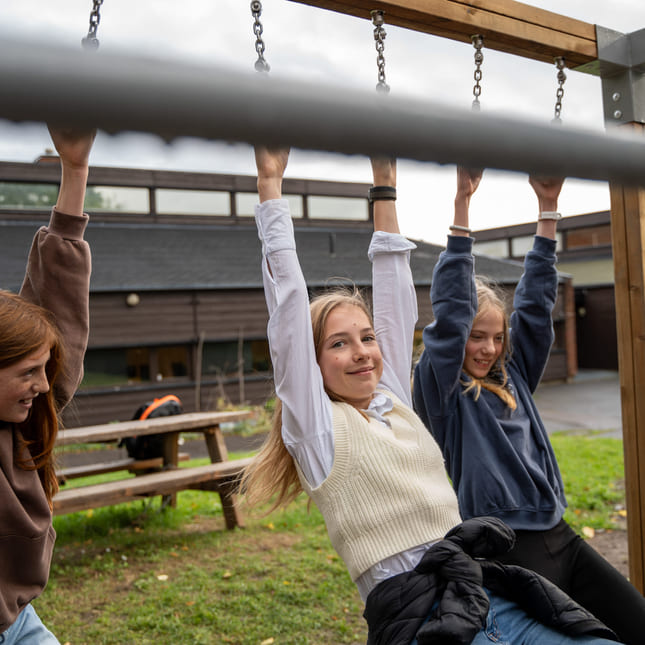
[0, 38, 644, 186]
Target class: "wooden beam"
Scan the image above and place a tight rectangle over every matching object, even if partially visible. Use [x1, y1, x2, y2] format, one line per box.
[609, 124, 645, 593]
[288, 0, 598, 66]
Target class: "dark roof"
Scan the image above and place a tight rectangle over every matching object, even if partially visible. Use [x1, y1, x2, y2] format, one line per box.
[1, 218, 525, 293]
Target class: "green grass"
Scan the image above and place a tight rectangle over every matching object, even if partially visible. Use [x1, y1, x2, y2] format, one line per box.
[551, 432, 626, 532]
[35, 435, 626, 644]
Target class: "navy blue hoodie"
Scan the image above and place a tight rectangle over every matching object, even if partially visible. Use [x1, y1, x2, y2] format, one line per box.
[412, 234, 566, 530]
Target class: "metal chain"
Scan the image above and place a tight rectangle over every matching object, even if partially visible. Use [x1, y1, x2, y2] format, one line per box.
[371, 10, 390, 93]
[471, 34, 484, 110]
[251, 1, 270, 73]
[553, 56, 567, 123]
[81, 0, 104, 51]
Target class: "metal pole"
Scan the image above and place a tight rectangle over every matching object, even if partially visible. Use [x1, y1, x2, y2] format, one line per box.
[1, 38, 645, 185]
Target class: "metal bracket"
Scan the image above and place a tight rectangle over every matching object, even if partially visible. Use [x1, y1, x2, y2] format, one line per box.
[591, 26, 645, 126]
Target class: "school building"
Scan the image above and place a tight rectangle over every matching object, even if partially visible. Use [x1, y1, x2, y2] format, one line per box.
[473, 211, 616, 371]
[1, 157, 575, 427]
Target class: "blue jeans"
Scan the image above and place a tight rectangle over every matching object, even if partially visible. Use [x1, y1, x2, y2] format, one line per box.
[412, 591, 617, 645]
[495, 519, 645, 645]
[0, 605, 59, 645]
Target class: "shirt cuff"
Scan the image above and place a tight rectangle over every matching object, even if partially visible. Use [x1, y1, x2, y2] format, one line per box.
[533, 235, 557, 257]
[368, 231, 416, 260]
[48, 207, 89, 241]
[254, 199, 296, 254]
[445, 234, 474, 254]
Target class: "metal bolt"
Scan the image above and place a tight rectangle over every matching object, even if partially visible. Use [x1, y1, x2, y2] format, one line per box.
[614, 110, 623, 119]
[612, 93, 621, 102]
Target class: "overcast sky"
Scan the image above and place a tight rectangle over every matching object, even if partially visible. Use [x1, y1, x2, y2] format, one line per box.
[0, 1, 643, 243]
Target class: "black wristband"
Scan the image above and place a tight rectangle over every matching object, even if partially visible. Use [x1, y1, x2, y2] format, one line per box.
[368, 186, 397, 203]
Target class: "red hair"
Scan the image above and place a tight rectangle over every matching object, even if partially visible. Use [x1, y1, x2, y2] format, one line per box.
[0, 290, 65, 504]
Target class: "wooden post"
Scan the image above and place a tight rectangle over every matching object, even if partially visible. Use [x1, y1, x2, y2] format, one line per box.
[609, 127, 645, 590]
[204, 425, 245, 529]
[161, 432, 180, 508]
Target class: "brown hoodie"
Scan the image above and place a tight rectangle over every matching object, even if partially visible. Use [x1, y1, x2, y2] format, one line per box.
[0, 208, 90, 632]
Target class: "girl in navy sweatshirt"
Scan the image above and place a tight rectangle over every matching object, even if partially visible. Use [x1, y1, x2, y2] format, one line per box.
[412, 167, 645, 644]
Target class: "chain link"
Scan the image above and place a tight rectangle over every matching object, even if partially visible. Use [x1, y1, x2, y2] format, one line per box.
[251, 1, 270, 73]
[553, 56, 567, 123]
[371, 10, 390, 93]
[471, 34, 484, 110]
[81, 0, 104, 51]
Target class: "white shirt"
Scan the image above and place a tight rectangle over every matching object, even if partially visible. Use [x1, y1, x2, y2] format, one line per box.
[255, 198, 436, 600]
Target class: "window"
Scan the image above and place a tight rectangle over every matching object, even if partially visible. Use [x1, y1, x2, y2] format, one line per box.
[510, 233, 562, 257]
[0, 182, 58, 209]
[86, 186, 149, 213]
[156, 345, 189, 379]
[81, 345, 189, 388]
[473, 239, 510, 258]
[307, 195, 368, 220]
[82, 348, 131, 387]
[202, 340, 271, 376]
[156, 189, 230, 216]
[235, 192, 304, 218]
[510, 235, 536, 257]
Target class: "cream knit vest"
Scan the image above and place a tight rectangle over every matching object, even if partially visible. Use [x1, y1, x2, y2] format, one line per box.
[297, 392, 462, 581]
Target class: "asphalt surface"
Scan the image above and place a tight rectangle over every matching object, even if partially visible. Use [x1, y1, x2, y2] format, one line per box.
[533, 369, 622, 439]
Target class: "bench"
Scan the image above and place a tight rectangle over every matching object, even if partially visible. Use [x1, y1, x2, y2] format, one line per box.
[53, 410, 256, 529]
[57, 453, 191, 482]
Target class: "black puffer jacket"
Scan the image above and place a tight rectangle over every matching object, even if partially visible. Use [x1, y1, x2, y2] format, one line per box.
[364, 517, 618, 645]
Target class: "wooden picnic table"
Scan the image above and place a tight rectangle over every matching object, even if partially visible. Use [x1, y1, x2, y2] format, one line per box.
[53, 409, 255, 529]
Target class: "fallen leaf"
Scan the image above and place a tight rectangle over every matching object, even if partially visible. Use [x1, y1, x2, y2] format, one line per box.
[582, 526, 595, 539]
[222, 571, 232, 579]
[260, 639, 275, 645]
[618, 509, 627, 517]
[157, 574, 169, 581]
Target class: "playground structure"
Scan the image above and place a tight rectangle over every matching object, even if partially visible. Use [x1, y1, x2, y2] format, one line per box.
[0, 0, 644, 590]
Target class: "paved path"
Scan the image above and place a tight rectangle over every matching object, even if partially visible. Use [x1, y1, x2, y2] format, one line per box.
[533, 369, 622, 438]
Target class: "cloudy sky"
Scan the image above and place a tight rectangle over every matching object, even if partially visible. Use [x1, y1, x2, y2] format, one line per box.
[0, 0, 643, 243]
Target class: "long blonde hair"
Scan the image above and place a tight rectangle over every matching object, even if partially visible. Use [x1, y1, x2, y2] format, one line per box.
[240, 287, 373, 513]
[0, 290, 65, 504]
[461, 278, 515, 408]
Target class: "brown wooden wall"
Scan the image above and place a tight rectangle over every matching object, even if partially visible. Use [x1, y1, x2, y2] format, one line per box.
[64, 279, 575, 428]
[88, 289, 269, 347]
[413, 280, 576, 382]
[62, 376, 274, 428]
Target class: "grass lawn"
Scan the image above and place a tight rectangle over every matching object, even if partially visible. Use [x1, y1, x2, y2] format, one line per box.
[35, 434, 626, 644]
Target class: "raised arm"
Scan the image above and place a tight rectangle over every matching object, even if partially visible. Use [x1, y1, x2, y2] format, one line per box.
[370, 155, 399, 234]
[412, 167, 482, 429]
[253, 146, 334, 487]
[48, 125, 97, 216]
[508, 174, 564, 389]
[368, 156, 418, 405]
[452, 166, 483, 236]
[255, 145, 289, 205]
[19, 125, 96, 406]
[529, 174, 565, 240]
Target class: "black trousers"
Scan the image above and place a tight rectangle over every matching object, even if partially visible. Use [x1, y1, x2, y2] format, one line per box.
[495, 519, 645, 645]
